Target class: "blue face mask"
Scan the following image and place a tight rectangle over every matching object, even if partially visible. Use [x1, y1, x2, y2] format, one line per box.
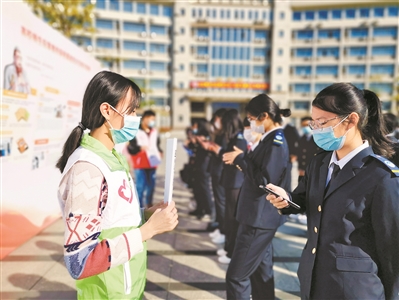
[312, 116, 350, 151]
[192, 129, 198, 134]
[148, 120, 155, 128]
[302, 126, 312, 135]
[108, 106, 141, 144]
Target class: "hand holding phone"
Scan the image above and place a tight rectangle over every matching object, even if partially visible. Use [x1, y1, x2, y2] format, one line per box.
[259, 185, 301, 210]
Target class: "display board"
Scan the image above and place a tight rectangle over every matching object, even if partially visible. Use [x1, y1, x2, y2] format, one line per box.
[1, 2, 102, 258]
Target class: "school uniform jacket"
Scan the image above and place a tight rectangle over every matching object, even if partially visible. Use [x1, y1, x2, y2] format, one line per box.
[281, 147, 399, 300]
[235, 129, 289, 229]
[219, 133, 247, 189]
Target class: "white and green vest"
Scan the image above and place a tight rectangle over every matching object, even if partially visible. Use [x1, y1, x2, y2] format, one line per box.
[61, 135, 147, 300]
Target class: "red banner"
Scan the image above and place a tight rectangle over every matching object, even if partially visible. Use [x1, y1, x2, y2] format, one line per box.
[190, 81, 269, 90]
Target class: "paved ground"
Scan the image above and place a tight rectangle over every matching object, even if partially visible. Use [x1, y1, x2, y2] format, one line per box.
[1, 131, 307, 300]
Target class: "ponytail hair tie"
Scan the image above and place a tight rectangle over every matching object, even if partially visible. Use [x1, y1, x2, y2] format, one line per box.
[78, 122, 87, 130]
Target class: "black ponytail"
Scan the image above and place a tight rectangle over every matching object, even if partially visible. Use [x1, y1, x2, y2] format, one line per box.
[246, 93, 291, 125]
[56, 71, 141, 173]
[362, 89, 394, 158]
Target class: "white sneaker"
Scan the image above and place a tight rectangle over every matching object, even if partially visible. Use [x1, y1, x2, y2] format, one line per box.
[218, 255, 231, 264]
[217, 249, 228, 256]
[209, 229, 221, 239]
[298, 214, 307, 225]
[201, 214, 212, 222]
[212, 234, 225, 244]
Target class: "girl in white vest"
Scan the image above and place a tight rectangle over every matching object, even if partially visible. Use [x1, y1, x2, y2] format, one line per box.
[56, 71, 178, 299]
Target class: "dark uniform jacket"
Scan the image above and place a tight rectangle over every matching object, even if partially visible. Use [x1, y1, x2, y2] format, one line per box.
[281, 147, 399, 300]
[295, 134, 320, 171]
[208, 133, 227, 177]
[219, 133, 247, 189]
[234, 129, 289, 229]
[388, 136, 399, 167]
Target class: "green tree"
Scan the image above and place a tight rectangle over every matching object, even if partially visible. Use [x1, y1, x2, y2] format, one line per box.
[25, 0, 95, 38]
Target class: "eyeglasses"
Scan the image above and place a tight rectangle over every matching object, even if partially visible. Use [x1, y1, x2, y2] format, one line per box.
[309, 115, 347, 130]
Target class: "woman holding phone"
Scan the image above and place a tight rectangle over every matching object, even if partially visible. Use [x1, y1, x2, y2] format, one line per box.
[267, 83, 399, 299]
[223, 94, 291, 300]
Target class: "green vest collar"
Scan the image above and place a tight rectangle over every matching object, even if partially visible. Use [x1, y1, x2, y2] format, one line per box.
[80, 134, 129, 172]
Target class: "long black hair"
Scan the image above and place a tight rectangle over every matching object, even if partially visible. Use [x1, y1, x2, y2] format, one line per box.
[245, 93, 291, 124]
[56, 71, 141, 172]
[312, 82, 394, 158]
[221, 109, 244, 141]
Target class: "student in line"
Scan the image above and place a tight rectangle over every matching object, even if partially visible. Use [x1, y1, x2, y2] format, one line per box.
[267, 83, 399, 299]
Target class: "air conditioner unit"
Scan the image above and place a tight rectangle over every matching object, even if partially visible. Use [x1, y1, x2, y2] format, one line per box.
[196, 54, 204, 59]
[254, 38, 263, 43]
[198, 36, 204, 41]
[141, 31, 147, 37]
[357, 56, 363, 60]
[140, 50, 147, 56]
[253, 57, 261, 61]
[305, 39, 311, 43]
[356, 74, 363, 78]
[150, 32, 157, 38]
[304, 57, 310, 61]
[140, 69, 147, 74]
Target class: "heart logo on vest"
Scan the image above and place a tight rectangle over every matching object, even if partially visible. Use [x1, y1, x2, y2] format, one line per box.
[118, 179, 133, 203]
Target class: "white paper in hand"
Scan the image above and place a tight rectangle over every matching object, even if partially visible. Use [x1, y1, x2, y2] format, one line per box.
[164, 138, 177, 204]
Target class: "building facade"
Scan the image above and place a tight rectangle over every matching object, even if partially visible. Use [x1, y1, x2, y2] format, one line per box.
[71, 0, 398, 129]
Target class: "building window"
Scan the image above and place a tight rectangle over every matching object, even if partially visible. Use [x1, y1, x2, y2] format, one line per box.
[277, 84, 282, 91]
[137, 2, 146, 14]
[374, 7, 384, 18]
[248, 10, 253, 19]
[96, 0, 105, 9]
[370, 64, 394, 76]
[346, 65, 366, 75]
[295, 48, 313, 57]
[179, 64, 184, 71]
[360, 8, 369, 18]
[296, 30, 313, 39]
[197, 46, 209, 55]
[277, 67, 282, 74]
[192, 8, 196, 18]
[199, 9, 203, 18]
[254, 30, 267, 40]
[293, 83, 311, 93]
[123, 59, 145, 69]
[227, 10, 231, 19]
[349, 28, 368, 38]
[221, 9, 225, 19]
[278, 48, 283, 56]
[150, 43, 167, 53]
[180, 8, 185, 16]
[372, 46, 396, 56]
[294, 101, 310, 110]
[279, 30, 284, 38]
[254, 47, 266, 57]
[280, 11, 285, 19]
[180, 45, 185, 53]
[123, 22, 145, 32]
[253, 65, 266, 75]
[346, 9, 356, 19]
[348, 46, 367, 56]
[369, 83, 393, 94]
[197, 28, 209, 37]
[97, 38, 113, 48]
[318, 10, 328, 20]
[96, 19, 113, 30]
[123, 1, 133, 12]
[318, 29, 340, 39]
[109, 0, 119, 11]
[388, 6, 399, 17]
[163, 6, 172, 17]
[150, 79, 167, 89]
[294, 66, 311, 75]
[123, 41, 145, 51]
[150, 61, 167, 71]
[316, 65, 338, 76]
[241, 10, 245, 19]
[150, 25, 166, 35]
[332, 10, 342, 19]
[317, 47, 339, 58]
[213, 9, 217, 18]
[180, 27, 185, 35]
[263, 11, 268, 20]
[373, 27, 397, 38]
[197, 64, 208, 73]
[150, 4, 159, 15]
[305, 11, 315, 20]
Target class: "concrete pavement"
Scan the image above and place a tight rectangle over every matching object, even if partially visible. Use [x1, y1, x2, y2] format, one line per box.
[1, 131, 307, 299]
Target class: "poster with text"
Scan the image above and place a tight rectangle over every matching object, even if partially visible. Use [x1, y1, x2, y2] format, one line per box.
[1, 2, 102, 258]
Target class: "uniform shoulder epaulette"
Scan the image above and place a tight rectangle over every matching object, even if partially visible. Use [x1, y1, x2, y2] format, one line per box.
[237, 133, 244, 139]
[273, 131, 284, 146]
[370, 154, 399, 177]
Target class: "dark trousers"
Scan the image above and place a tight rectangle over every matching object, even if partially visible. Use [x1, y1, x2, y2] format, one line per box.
[287, 161, 293, 192]
[224, 188, 240, 257]
[193, 172, 213, 215]
[211, 173, 226, 233]
[226, 223, 277, 300]
[134, 168, 156, 207]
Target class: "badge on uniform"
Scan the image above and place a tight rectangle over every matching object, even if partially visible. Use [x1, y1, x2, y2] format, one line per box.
[370, 154, 399, 177]
[273, 132, 284, 146]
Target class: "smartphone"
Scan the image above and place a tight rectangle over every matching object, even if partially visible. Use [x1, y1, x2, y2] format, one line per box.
[259, 185, 301, 210]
